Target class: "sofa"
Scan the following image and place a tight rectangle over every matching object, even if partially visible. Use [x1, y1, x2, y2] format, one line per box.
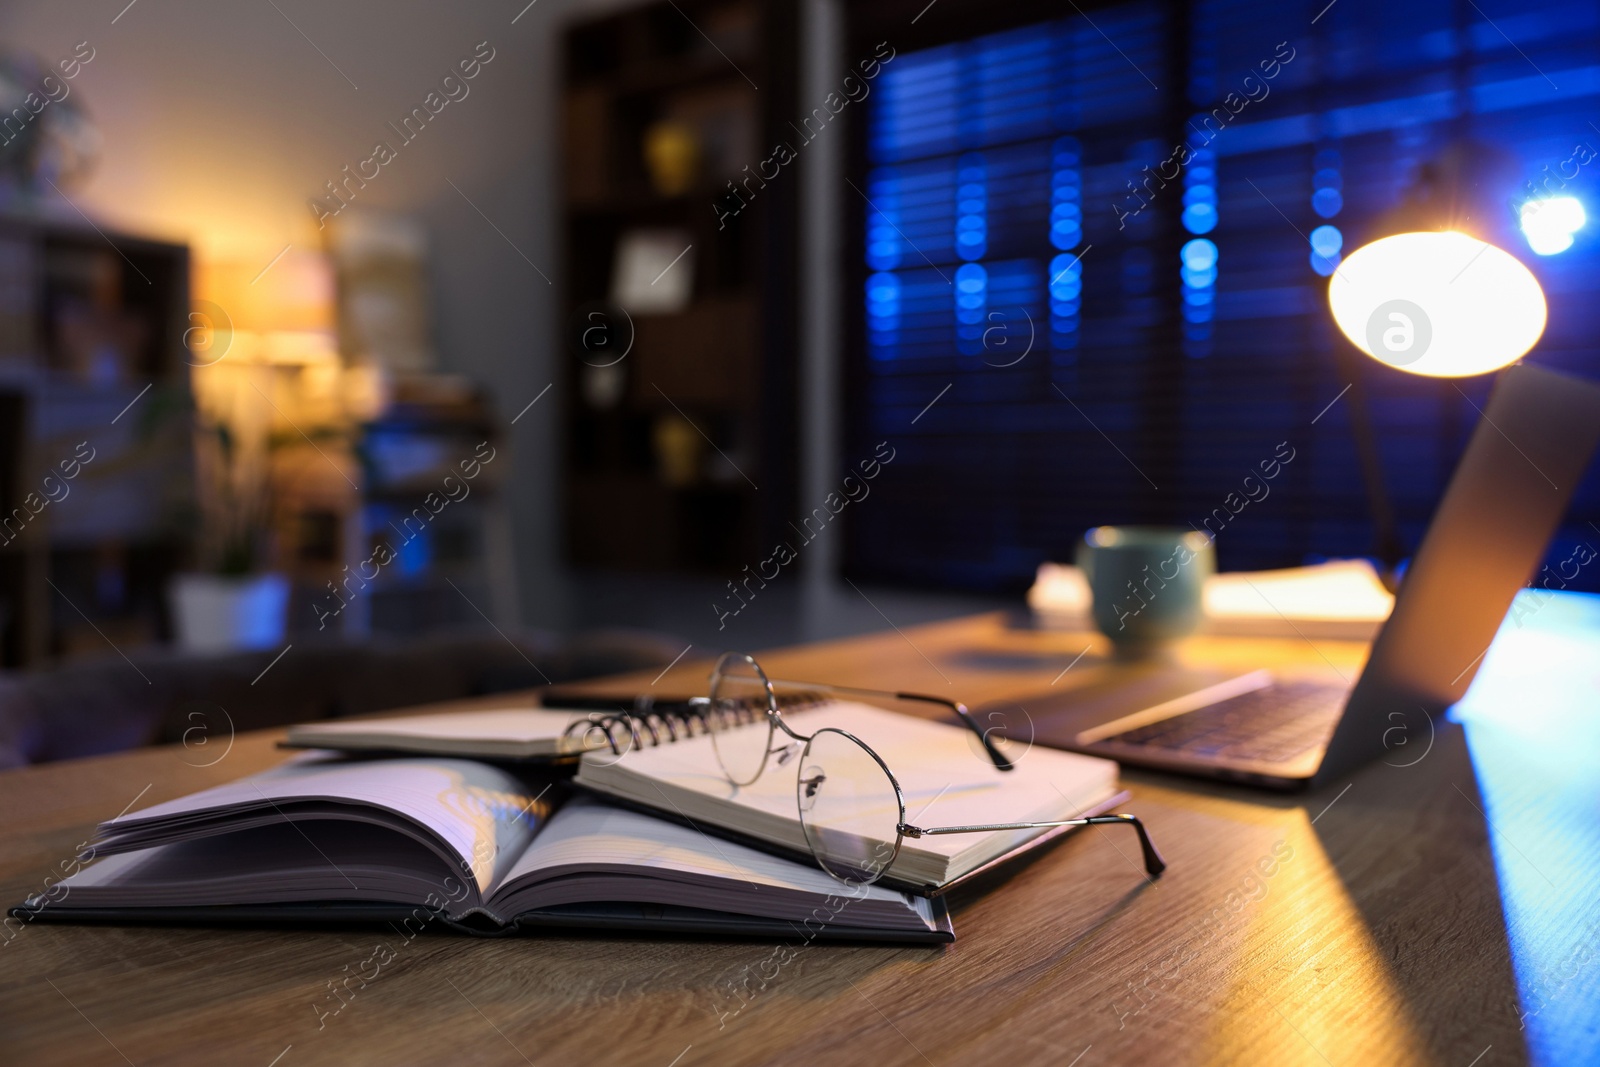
[0, 627, 682, 768]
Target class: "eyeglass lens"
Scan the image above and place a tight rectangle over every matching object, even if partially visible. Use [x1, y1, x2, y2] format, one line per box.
[708, 654, 776, 786]
[796, 728, 903, 886]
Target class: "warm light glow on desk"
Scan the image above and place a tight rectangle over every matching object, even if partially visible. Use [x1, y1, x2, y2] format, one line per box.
[1327, 231, 1546, 378]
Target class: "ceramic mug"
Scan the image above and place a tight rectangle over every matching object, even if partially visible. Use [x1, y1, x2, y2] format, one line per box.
[1076, 526, 1215, 655]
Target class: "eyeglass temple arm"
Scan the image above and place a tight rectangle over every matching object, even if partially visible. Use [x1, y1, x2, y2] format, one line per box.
[898, 692, 1015, 772]
[899, 813, 1166, 877]
[768, 679, 1014, 773]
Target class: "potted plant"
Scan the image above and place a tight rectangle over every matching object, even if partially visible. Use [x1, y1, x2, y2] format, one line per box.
[168, 397, 290, 653]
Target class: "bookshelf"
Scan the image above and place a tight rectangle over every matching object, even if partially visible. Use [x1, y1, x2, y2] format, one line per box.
[559, 0, 800, 571]
[0, 215, 191, 667]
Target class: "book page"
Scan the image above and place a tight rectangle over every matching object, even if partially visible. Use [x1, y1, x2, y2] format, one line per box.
[40, 819, 468, 909]
[490, 796, 929, 928]
[100, 755, 557, 898]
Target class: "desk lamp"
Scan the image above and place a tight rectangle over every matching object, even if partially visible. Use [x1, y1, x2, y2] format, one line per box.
[1329, 141, 1553, 375]
[1321, 142, 1568, 571]
[1327, 231, 1545, 377]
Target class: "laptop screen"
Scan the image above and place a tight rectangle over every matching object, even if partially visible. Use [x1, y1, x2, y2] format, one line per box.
[1318, 362, 1600, 782]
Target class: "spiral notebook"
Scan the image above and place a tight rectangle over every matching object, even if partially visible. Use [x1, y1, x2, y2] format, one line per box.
[283, 707, 615, 760]
[574, 702, 1123, 893]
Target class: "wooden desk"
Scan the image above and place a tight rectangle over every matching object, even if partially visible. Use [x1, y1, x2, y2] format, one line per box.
[2, 610, 1595, 1066]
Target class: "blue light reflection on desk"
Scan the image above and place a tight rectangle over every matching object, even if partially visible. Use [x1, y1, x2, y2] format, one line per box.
[1452, 590, 1600, 1064]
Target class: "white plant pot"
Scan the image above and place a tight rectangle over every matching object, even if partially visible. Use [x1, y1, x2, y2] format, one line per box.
[169, 572, 290, 653]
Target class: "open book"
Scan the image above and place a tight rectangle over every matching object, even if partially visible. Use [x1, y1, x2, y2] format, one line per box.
[14, 755, 951, 943]
[576, 702, 1124, 893]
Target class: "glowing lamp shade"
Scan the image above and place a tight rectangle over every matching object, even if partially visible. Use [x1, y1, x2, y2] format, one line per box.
[1327, 231, 1546, 378]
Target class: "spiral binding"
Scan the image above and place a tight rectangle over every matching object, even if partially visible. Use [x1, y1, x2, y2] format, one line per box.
[561, 693, 828, 756]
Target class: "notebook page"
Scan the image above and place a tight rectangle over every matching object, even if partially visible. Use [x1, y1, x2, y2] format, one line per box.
[578, 702, 1119, 882]
[286, 709, 607, 756]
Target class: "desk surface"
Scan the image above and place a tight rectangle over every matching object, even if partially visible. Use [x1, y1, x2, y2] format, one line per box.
[3, 609, 1597, 1067]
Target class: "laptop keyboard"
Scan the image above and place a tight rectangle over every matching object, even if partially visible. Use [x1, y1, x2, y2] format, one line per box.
[1098, 680, 1348, 764]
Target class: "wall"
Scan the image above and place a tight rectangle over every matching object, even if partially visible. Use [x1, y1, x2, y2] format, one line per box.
[0, 0, 636, 630]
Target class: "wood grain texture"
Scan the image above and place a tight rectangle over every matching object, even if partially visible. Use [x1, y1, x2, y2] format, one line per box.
[1, 611, 1584, 1066]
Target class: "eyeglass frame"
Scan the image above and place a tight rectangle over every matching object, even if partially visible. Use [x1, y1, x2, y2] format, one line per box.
[709, 652, 1167, 884]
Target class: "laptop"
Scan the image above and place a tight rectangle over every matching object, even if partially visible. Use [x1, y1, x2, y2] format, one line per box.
[1015, 362, 1600, 791]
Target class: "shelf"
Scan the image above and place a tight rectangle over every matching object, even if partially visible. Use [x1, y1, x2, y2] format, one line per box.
[568, 190, 718, 217]
[565, 0, 761, 87]
[573, 53, 763, 99]
[0, 216, 190, 667]
[559, 0, 799, 573]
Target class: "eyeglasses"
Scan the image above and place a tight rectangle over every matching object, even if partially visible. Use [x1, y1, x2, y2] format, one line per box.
[705, 652, 1166, 887]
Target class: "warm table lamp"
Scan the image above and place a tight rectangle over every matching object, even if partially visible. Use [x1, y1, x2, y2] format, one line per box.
[1327, 230, 1546, 377]
[1328, 140, 1553, 377]
[1320, 142, 1566, 573]
[196, 248, 338, 365]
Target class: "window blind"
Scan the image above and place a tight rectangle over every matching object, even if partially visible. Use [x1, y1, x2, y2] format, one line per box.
[847, 0, 1600, 592]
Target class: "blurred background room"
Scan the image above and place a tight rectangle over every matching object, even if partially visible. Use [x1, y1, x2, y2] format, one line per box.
[0, 0, 1596, 766]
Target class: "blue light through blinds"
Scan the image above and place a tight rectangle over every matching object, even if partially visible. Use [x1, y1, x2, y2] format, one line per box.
[851, 0, 1600, 591]
[1177, 0, 1600, 574]
[856, 3, 1165, 589]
